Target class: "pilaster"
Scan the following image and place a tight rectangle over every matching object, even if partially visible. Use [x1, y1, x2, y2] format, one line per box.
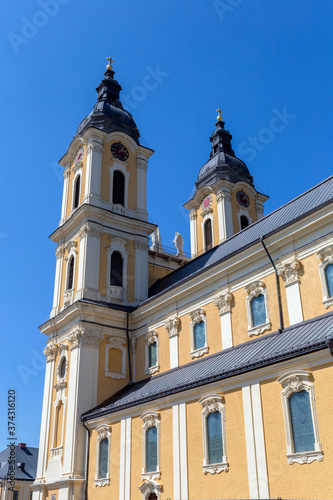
[214, 292, 233, 349]
[278, 259, 303, 325]
[164, 317, 181, 368]
[60, 166, 71, 224]
[75, 223, 102, 301]
[189, 210, 198, 257]
[135, 238, 149, 303]
[136, 157, 148, 220]
[216, 188, 233, 241]
[51, 244, 65, 318]
[84, 139, 104, 205]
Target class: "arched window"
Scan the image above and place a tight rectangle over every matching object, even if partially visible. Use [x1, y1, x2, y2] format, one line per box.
[146, 426, 158, 472]
[240, 215, 249, 230]
[59, 357, 66, 379]
[194, 321, 206, 350]
[207, 411, 223, 464]
[148, 494, 157, 500]
[148, 342, 157, 368]
[289, 390, 315, 453]
[67, 256, 74, 290]
[113, 170, 125, 206]
[98, 438, 109, 479]
[251, 294, 266, 327]
[204, 219, 213, 251]
[110, 251, 123, 287]
[73, 175, 81, 209]
[325, 263, 333, 298]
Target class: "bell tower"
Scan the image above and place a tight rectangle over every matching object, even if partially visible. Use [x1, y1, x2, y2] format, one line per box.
[33, 59, 156, 500]
[184, 109, 268, 257]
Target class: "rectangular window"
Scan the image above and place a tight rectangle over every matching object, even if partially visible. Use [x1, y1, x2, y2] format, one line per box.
[146, 426, 158, 472]
[251, 294, 266, 326]
[98, 438, 109, 478]
[289, 391, 315, 453]
[207, 411, 223, 464]
[194, 321, 206, 350]
[13, 492, 19, 500]
[149, 342, 157, 368]
[325, 264, 333, 298]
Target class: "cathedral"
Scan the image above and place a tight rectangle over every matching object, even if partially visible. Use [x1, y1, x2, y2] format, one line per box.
[32, 59, 333, 500]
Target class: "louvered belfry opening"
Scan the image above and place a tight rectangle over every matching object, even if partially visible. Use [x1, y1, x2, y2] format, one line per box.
[204, 218, 213, 251]
[73, 175, 81, 209]
[113, 170, 125, 205]
[110, 251, 123, 287]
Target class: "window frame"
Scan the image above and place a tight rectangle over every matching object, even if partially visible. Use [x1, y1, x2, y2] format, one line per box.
[104, 337, 127, 379]
[139, 480, 162, 500]
[317, 245, 333, 309]
[144, 331, 159, 375]
[201, 213, 214, 252]
[189, 308, 208, 359]
[245, 280, 271, 336]
[199, 394, 228, 474]
[106, 237, 129, 303]
[112, 169, 125, 206]
[63, 241, 78, 309]
[95, 425, 111, 487]
[141, 411, 161, 481]
[278, 371, 323, 464]
[109, 161, 130, 213]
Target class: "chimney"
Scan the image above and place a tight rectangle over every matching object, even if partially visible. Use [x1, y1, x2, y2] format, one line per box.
[18, 462, 25, 471]
[18, 443, 26, 448]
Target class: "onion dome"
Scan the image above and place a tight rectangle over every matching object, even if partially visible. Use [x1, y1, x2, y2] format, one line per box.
[196, 110, 253, 189]
[77, 59, 140, 144]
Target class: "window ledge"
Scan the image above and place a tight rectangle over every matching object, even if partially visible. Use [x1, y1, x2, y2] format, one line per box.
[323, 297, 333, 309]
[104, 370, 126, 379]
[248, 321, 270, 337]
[144, 365, 159, 375]
[287, 451, 323, 465]
[203, 462, 229, 474]
[95, 477, 110, 487]
[190, 346, 208, 359]
[141, 471, 161, 481]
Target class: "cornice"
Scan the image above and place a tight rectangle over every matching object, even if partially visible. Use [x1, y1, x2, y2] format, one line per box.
[50, 203, 157, 244]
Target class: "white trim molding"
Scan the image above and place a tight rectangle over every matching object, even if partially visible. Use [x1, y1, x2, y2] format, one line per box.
[106, 237, 129, 303]
[189, 209, 198, 257]
[189, 308, 208, 359]
[278, 370, 323, 465]
[144, 331, 159, 375]
[214, 292, 234, 350]
[199, 394, 228, 475]
[245, 280, 271, 336]
[104, 337, 127, 379]
[164, 317, 181, 369]
[95, 425, 111, 487]
[278, 258, 304, 325]
[139, 479, 162, 500]
[317, 245, 333, 308]
[141, 411, 161, 481]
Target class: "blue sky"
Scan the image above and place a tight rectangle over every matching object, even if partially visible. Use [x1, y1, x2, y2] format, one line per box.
[1, 0, 332, 450]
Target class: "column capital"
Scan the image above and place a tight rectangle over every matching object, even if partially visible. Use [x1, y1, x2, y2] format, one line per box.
[64, 167, 71, 179]
[214, 292, 234, 315]
[137, 156, 148, 171]
[87, 140, 104, 155]
[189, 210, 197, 221]
[216, 188, 232, 203]
[135, 238, 149, 251]
[55, 244, 65, 259]
[68, 328, 104, 350]
[277, 259, 302, 285]
[44, 342, 58, 362]
[79, 223, 103, 240]
[164, 317, 181, 338]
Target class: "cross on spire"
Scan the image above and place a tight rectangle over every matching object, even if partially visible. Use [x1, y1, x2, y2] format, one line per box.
[106, 56, 114, 71]
[216, 108, 223, 122]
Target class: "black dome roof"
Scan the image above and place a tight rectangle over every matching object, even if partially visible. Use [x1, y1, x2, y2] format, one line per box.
[196, 119, 253, 189]
[76, 68, 140, 144]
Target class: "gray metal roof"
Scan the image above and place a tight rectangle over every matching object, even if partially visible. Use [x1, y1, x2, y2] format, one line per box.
[0, 445, 38, 481]
[82, 311, 333, 422]
[149, 175, 333, 298]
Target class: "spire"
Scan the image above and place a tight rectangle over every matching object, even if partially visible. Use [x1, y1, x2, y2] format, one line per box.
[209, 110, 235, 159]
[195, 110, 253, 189]
[76, 58, 140, 143]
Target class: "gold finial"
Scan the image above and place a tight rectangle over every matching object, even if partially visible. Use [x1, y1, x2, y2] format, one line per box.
[216, 108, 223, 122]
[106, 56, 114, 71]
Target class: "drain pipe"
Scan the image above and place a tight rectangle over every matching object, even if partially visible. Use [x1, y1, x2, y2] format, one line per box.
[260, 236, 284, 333]
[126, 307, 133, 385]
[82, 421, 90, 500]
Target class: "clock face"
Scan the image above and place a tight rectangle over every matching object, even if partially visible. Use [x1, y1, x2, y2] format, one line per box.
[111, 142, 129, 161]
[75, 147, 84, 165]
[236, 190, 250, 208]
[201, 194, 213, 211]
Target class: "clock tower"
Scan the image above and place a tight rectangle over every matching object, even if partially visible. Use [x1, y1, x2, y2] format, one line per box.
[33, 60, 156, 500]
[184, 110, 268, 256]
